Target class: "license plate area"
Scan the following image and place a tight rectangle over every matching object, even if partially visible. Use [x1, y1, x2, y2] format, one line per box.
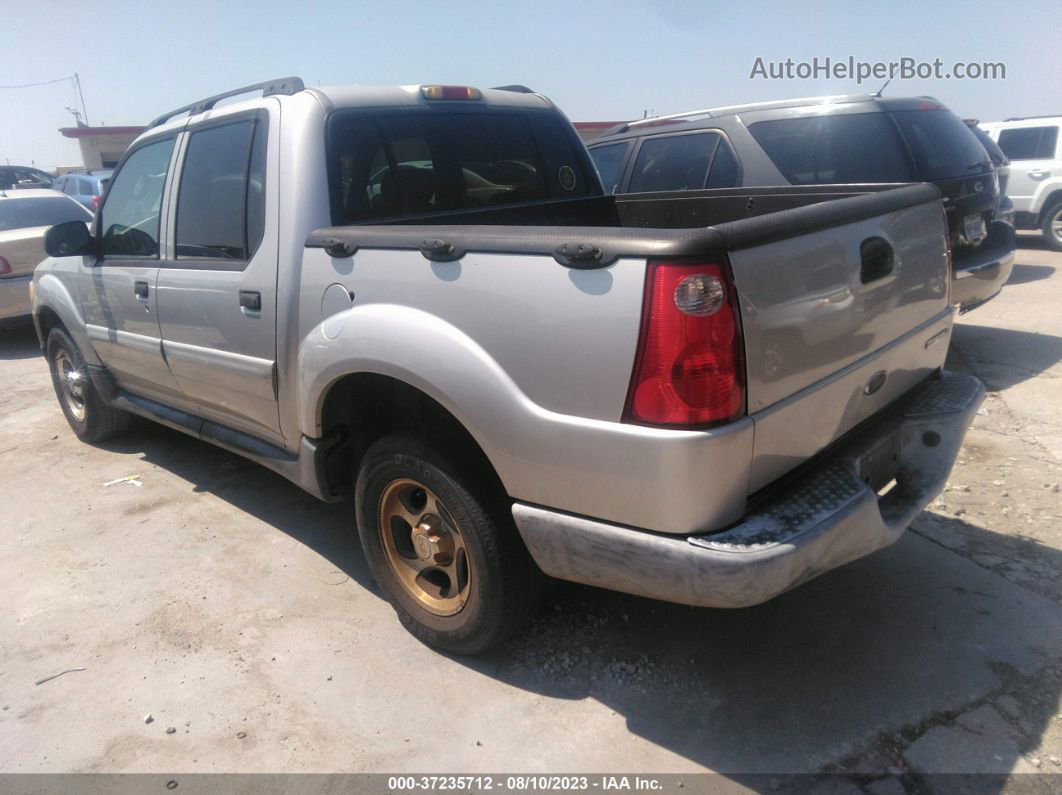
[964, 213, 987, 244]
[856, 432, 900, 494]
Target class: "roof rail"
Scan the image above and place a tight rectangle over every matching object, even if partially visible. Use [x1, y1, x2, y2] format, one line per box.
[491, 84, 536, 93]
[1003, 114, 1062, 122]
[148, 76, 305, 129]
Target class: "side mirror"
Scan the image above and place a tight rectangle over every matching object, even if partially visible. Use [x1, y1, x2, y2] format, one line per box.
[44, 221, 97, 258]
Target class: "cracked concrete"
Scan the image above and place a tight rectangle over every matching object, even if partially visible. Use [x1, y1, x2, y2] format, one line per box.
[1, 236, 1060, 785]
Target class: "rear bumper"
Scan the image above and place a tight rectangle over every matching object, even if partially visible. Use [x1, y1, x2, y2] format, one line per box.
[0, 275, 32, 320]
[951, 222, 1015, 312]
[512, 372, 984, 608]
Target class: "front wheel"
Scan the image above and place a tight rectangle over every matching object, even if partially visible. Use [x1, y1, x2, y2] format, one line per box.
[46, 327, 129, 443]
[354, 433, 544, 654]
[1041, 203, 1062, 251]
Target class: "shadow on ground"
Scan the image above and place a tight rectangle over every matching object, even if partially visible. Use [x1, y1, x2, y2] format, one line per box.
[1006, 263, 1056, 286]
[0, 317, 41, 361]
[948, 324, 1062, 391]
[92, 419, 1062, 781]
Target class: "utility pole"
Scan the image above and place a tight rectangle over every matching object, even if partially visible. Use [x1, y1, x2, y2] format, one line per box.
[74, 72, 89, 126]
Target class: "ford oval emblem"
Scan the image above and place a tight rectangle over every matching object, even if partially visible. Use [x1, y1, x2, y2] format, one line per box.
[864, 370, 888, 395]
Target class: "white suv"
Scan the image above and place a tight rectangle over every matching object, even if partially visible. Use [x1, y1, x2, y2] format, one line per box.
[982, 116, 1062, 249]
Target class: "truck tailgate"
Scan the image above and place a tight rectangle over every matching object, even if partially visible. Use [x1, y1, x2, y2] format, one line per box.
[718, 185, 953, 492]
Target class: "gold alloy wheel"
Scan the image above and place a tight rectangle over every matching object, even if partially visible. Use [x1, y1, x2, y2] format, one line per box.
[377, 478, 470, 616]
[54, 348, 86, 422]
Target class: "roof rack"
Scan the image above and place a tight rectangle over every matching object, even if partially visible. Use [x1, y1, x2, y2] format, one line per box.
[490, 84, 536, 93]
[1003, 114, 1062, 122]
[148, 76, 305, 129]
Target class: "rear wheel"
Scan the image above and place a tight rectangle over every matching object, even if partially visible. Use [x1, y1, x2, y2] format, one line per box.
[46, 327, 129, 442]
[1041, 203, 1062, 251]
[354, 433, 544, 654]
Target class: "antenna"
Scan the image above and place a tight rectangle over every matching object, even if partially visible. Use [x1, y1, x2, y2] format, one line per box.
[873, 79, 891, 98]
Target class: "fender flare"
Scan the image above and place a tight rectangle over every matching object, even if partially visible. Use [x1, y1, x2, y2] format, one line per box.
[32, 270, 101, 366]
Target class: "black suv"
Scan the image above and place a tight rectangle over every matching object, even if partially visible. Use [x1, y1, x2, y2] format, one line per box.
[588, 95, 1015, 311]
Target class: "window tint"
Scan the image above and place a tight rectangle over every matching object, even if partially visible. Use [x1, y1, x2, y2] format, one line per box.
[590, 142, 630, 193]
[889, 110, 992, 179]
[750, 113, 916, 184]
[997, 126, 1059, 161]
[328, 112, 590, 224]
[629, 132, 721, 193]
[705, 137, 739, 188]
[100, 136, 175, 257]
[0, 196, 92, 232]
[175, 118, 265, 260]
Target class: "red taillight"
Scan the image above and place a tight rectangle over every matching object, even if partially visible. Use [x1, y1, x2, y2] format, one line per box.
[623, 260, 745, 428]
[0, 256, 11, 275]
[92, 194, 101, 211]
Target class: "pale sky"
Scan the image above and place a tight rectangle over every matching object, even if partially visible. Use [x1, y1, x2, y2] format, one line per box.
[4, 0, 1061, 170]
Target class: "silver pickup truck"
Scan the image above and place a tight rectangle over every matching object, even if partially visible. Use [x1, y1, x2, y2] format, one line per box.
[32, 77, 984, 653]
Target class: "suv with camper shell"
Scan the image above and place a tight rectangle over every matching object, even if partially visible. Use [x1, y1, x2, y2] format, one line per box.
[32, 77, 982, 652]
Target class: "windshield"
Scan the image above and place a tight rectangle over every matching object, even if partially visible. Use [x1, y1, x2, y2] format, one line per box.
[889, 109, 993, 179]
[0, 196, 92, 232]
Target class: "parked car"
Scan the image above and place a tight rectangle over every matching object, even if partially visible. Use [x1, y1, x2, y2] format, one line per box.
[52, 170, 113, 212]
[965, 119, 1015, 228]
[588, 94, 1015, 312]
[0, 165, 53, 191]
[980, 116, 1062, 250]
[33, 78, 982, 653]
[1, 189, 91, 320]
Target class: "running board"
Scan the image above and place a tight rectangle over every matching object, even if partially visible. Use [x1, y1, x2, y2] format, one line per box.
[106, 388, 342, 502]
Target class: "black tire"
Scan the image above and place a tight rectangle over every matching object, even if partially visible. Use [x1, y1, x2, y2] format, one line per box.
[1042, 203, 1062, 251]
[354, 433, 544, 654]
[46, 327, 129, 443]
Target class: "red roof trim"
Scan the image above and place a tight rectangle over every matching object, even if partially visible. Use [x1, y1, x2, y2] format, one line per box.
[59, 126, 146, 139]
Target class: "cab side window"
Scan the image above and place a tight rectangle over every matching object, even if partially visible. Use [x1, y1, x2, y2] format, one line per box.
[174, 118, 266, 261]
[100, 137, 176, 257]
[628, 132, 722, 193]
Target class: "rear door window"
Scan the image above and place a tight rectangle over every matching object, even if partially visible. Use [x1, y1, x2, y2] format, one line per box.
[889, 109, 992, 179]
[174, 117, 266, 261]
[997, 126, 1060, 161]
[328, 112, 590, 224]
[749, 113, 916, 184]
[589, 142, 630, 193]
[628, 132, 722, 193]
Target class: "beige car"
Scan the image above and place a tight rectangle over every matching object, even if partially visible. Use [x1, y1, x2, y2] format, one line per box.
[1, 188, 91, 320]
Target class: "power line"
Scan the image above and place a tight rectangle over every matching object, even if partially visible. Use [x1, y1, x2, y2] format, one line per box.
[0, 73, 90, 125]
[0, 75, 76, 89]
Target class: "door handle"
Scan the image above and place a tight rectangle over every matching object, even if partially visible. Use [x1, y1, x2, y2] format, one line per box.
[134, 280, 149, 299]
[1028, 170, 1050, 180]
[239, 290, 261, 311]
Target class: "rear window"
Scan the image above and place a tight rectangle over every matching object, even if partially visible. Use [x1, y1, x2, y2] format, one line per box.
[749, 113, 916, 184]
[0, 196, 91, 232]
[328, 112, 592, 224]
[889, 109, 992, 179]
[997, 126, 1059, 161]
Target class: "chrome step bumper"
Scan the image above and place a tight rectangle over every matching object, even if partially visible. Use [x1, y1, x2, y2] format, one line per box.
[512, 372, 984, 608]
